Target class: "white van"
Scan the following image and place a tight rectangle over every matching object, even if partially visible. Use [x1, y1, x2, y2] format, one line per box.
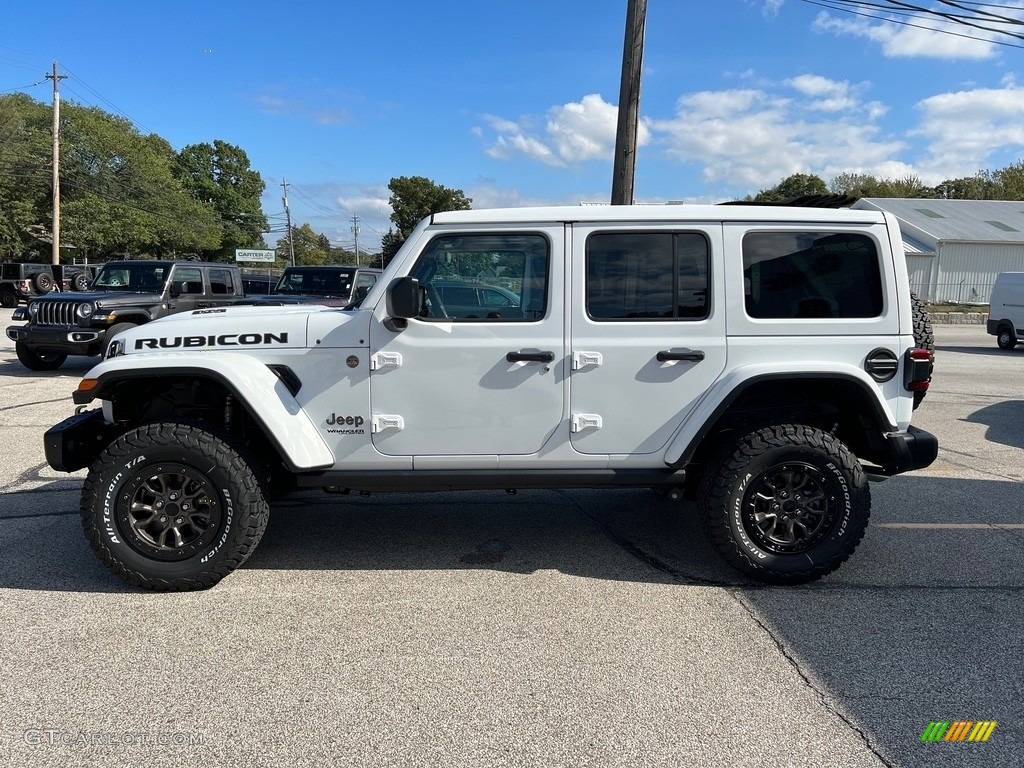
[987, 272, 1024, 350]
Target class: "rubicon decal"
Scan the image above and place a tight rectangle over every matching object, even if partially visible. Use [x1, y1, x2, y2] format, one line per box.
[134, 332, 289, 349]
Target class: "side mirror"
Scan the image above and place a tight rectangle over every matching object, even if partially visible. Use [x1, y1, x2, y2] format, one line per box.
[384, 277, 421, 331]
[169, 284, 181, 298]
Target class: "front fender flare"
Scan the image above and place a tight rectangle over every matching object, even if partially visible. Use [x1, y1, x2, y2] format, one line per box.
[72, 353, 334, 471]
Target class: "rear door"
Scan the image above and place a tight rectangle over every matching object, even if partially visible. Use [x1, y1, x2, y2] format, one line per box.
[568, 223, 728, 456]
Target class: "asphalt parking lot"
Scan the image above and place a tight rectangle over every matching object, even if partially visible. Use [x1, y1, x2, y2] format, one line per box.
[0, 309, 1021, 768]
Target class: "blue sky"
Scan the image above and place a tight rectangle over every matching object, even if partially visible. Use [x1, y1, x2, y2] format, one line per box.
[3, 0, 1024, 251]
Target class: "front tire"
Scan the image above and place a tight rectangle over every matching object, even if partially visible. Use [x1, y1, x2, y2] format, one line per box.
[997, 325, 1017, 350]
[15, 342, 67, 371]
[81, 423, 269, 591]
[701, 424, 870, 585]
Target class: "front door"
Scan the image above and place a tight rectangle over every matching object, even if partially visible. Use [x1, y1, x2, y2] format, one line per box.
[568, 224, 728, 456]
[369, 226, 564, 458]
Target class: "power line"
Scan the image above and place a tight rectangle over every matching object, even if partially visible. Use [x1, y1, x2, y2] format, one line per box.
[60, 64, 153, 135]
[801, 0, 1024, 48]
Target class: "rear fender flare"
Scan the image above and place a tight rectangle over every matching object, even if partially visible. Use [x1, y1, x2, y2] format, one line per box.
[663, 363, 898, 467]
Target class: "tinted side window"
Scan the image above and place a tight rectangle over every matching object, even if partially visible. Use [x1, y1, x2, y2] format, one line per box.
[743, 232, 883, 319]
[172, 267, 204, 294]
[209, 268, 234, 295]
[586, 232, 709, 321]
[409, 233, 549, 321]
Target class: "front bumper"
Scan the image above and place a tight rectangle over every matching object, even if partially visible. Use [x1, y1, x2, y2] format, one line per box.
[44, 408, 122, 472]
[6, 324, 105, 356]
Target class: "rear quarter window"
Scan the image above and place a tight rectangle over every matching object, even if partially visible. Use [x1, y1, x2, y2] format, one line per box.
[742, 231, 883, 319]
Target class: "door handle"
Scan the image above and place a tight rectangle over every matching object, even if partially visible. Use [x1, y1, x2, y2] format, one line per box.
[507, 350, 555, 363]
[656, 349, 705, 362]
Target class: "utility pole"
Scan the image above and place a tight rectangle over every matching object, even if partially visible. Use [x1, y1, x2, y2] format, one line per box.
[281, 179, 295, 267]
[350, 215, 360, 265]
[46, 61, 67, 265]
[611, 0, 646, 205]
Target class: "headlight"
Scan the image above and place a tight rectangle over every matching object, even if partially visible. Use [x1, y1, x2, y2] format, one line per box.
[27, 303, 39, 317]
[105, 339, 125, 359]
[77, 302, 95, 320]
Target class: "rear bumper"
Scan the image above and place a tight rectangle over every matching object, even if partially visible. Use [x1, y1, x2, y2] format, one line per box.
[871, 425, 938, 476]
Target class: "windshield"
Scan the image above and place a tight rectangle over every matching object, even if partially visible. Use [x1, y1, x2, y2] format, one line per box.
[275, 269, 355, 297]
[93, 263, 170, 292]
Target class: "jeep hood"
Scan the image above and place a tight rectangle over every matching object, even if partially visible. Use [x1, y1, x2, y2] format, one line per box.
[113, 304, 349, 354]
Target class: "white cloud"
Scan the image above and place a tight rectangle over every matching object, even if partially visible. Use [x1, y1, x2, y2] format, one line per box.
[650, 80, 905, 191]
[912, 84, 1024, 181]
[252, 86, 353, 125]
[761, 0, 784, 18]
[478, 94, 650, 167]
[811, 10, 1004, 60]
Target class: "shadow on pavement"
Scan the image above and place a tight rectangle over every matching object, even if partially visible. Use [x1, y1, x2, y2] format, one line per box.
[963, 400, 1024, 450]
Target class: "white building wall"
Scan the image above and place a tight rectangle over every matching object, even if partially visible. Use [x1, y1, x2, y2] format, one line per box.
[934, 243, 1024, 303]
[906, 255, 936, 300]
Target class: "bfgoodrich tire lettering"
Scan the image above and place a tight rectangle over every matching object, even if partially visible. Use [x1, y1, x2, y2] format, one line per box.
[80, 423, 269, 590]
[701, 424, 870, 585]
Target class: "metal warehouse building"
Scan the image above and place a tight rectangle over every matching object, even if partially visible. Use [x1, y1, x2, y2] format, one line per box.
[852, 198, 1024, 303]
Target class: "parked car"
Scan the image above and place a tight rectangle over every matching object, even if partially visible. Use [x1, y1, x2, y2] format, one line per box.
[47, 202, 937, 590]
[6, 260, 245, 370]
[237, 265, 381, 307]
[241, 273, 277, 296]
[0, 263, 58, 307]
[987, 272, 1024, 349]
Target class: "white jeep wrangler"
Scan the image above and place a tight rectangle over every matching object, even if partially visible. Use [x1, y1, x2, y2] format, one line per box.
[44, 204, 937, 590]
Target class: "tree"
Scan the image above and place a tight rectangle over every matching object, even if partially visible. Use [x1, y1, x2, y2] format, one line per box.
[59, 104, 222, 259]
[830, 173, 933, 199]
[935, 172, 995, 200]
[174, 140, 268, 260]
[384, 176, 471, 266]
[752, 173, 828, 202]
[0, 94, 52, 260]
[276, 223, 329, 266]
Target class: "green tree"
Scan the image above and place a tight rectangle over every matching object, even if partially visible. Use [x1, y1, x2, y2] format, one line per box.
[384, 176, 471, 266]
[934, 172, 995, 200]
[174, 140, 268, 260]
[59, 104, 222, 259]
[0, 94, 57, 260]
[991, 161, 1024, 200]
[277, 223, 329, 266]
[830, 172, 933, 198]
[752, 173, 828, 202]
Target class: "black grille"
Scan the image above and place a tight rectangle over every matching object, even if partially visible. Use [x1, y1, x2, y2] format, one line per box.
[34, 300, 79, 326]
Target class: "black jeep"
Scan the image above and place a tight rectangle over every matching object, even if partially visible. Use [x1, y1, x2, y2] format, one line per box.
[6, 260, 244, 370]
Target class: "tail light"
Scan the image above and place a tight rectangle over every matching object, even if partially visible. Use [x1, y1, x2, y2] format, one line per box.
[904, 348, 933, 392]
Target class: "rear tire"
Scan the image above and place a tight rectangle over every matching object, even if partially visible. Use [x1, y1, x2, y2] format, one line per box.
[910, 292, 933, 409]
[15, 342, 67, 371]
[72, 272, 91, 291]
[80, 422, 269, 591]
[33, 272, 55, 293]
[997, 325, 1017, 350]
[701, 424, 870, 585]
[0, 286, 16, 308]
